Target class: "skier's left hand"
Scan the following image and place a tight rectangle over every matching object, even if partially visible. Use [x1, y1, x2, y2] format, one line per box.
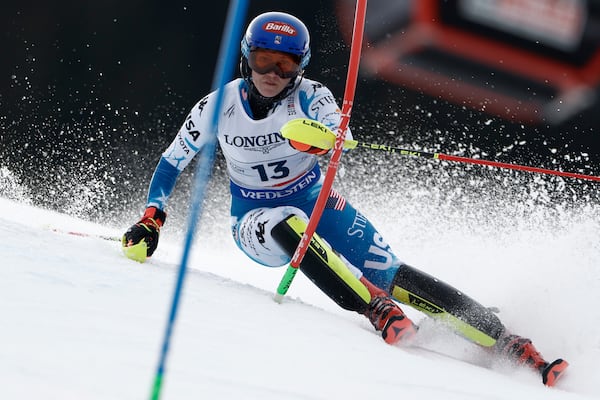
[122, 206, 166, 262]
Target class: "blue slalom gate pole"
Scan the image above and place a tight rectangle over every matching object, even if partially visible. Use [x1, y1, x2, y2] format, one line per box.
[150, 1, 248, 399]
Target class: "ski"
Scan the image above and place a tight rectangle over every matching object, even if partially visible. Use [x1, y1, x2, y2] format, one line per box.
[401, 318, 569, 387]
[404, 342, 568, 387]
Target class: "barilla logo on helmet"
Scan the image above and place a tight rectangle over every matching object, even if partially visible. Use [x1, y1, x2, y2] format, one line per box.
[263, 21, 297, 36]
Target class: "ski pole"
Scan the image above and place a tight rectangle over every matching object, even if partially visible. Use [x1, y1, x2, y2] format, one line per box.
[347, 140, 600, 182]
[280, 120, 600, 183]
[47, 226, 121, 242]
[274, 0, 368, 302]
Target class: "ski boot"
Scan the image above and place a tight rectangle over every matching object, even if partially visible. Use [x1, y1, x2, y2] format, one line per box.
[361, 276, 417, 345]
[496, 333, 569, 386]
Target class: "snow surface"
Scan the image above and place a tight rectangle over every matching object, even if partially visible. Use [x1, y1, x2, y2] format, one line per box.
[2, 172, 600, 400]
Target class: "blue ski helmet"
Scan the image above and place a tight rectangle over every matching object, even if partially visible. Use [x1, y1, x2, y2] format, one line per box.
[241, 12, 311, 69]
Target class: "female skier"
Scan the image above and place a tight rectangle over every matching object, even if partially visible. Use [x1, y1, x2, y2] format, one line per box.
[122, 11, 567, 386]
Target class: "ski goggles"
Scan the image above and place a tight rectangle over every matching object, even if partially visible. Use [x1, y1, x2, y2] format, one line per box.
[248, 48, 301, 79]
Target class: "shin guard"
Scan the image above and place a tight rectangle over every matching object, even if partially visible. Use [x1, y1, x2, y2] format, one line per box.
[271, 215, 370, 313]
[392, 264, 505, 346]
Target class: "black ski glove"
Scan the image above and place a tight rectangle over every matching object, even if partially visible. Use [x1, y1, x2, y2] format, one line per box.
[122, 207, 167, 261]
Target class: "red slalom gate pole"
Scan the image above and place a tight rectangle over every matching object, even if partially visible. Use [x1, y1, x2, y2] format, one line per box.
[274, 0, 368, 302]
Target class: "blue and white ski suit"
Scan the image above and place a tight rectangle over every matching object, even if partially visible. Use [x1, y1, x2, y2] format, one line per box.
[144, 77, 402, 290]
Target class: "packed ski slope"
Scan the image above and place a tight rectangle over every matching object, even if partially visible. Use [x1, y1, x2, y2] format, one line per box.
[2, 156, 600, 400]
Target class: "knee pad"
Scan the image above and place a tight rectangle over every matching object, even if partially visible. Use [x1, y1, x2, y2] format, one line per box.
[234, 206, 308, 267]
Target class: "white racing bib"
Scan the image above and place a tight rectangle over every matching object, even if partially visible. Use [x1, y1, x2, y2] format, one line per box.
[162, 77, 351, 192]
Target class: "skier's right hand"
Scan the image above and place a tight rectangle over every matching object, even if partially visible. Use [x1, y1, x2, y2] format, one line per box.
[122, 207, 166, 262]
[281, 118, 334, 155]
[288, 139, 329, 155]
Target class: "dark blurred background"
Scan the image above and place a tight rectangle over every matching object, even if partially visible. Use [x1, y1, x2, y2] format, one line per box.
[1, 0, 599, 224]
